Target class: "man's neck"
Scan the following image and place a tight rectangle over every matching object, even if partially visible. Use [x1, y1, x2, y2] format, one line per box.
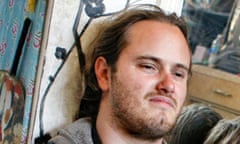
[96, 108, 165, 144]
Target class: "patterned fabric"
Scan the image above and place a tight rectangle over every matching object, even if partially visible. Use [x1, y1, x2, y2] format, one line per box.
[0, 0, 46, 143]
[0, 71, 25, 143]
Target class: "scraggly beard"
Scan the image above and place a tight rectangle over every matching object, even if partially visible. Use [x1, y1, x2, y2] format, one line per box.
[110, 74, 173, 141]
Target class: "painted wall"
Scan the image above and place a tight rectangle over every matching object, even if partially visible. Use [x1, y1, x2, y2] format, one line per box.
[30, 0, 184, 143]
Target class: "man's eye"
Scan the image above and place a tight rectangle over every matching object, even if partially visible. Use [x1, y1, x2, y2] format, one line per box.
[175, 72, 184, 78]
[139, 63, 158, 74]
[142, 64, 154, 69]
[174, 70, 187, 80]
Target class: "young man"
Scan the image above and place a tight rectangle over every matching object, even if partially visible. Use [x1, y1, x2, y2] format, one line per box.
[49, 4, 192, 144]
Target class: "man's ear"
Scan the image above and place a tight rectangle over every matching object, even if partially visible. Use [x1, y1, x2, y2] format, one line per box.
[95, 57, 110, 91]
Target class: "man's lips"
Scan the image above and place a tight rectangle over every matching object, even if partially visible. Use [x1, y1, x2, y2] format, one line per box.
[149, 96, 176, 108]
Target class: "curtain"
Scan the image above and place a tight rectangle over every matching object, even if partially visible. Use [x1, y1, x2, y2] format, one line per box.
[0, 0, 47, 143]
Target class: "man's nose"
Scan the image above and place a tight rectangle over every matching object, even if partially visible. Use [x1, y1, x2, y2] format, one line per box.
[156, 73, 175, 95]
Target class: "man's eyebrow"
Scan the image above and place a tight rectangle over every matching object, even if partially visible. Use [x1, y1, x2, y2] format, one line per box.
[136, 55, 161, 63]
[176, 63, 191, 75]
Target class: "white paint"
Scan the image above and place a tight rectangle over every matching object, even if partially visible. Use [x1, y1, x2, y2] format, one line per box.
[159, 0, 184, 16]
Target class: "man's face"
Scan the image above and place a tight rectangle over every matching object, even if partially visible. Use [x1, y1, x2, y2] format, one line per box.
[97, 20, 191, 140]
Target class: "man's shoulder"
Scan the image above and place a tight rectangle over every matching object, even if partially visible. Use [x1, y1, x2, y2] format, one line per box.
[63, 117, 93, 133]
[48, 117, 94, 144]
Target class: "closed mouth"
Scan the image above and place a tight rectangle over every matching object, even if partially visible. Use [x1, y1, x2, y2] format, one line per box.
[149, 96, 176, 109]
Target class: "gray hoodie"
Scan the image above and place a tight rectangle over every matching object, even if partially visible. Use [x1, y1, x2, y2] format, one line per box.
[48, 117, 94, 144]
